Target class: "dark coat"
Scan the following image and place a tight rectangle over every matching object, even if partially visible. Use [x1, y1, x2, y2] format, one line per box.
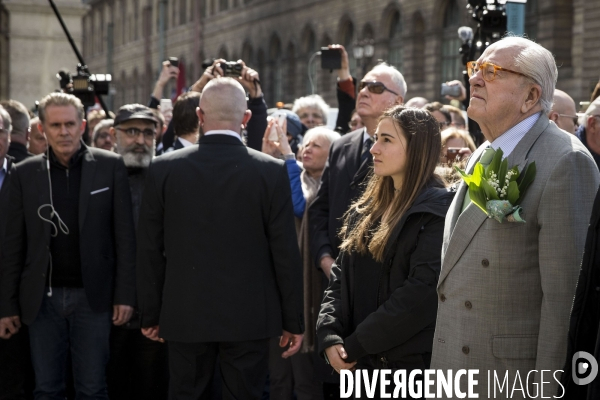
[0, 146, 137, 323]
[317, 184, 454, 368]
[561, 186, 600, 399]
[308, 128, 371, 266]
[0, 156, 15, 268]
[334, 77, 357, 135]
[7, 142, 33, 164]
[136, 134, 304, 343]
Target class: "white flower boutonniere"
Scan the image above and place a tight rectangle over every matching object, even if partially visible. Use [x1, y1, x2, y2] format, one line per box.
[456, 148, 536, 223]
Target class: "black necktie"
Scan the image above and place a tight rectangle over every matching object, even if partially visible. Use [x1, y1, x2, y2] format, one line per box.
[361, 138, 373, 165]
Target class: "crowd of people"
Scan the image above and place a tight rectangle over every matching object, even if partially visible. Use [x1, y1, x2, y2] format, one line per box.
[1, 36, 600, 400]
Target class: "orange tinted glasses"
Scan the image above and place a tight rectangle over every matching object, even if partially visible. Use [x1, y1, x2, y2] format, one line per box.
[467, 61, 529, 82]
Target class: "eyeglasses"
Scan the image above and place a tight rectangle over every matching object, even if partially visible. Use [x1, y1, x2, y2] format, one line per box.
[466, 61, 530, 82]
[96, 131, 112, 140]
[557, 114, 579, 126]
[359, 81, 399, 96]
[116, 127, 155, 139]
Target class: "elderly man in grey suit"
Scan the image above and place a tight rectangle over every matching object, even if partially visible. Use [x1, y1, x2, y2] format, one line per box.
[431, 36, 600, 399]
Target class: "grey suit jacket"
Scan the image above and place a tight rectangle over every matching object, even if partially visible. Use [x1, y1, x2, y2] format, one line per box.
[431, 114, 600, 399]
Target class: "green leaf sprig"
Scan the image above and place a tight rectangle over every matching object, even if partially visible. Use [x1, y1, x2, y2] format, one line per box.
[455, 148, 536, 216]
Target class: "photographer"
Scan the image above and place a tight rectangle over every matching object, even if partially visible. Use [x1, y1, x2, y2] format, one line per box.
[147, 61, 179, 153]
[190, 58, 267, 151]
[326, 44, 360, 135]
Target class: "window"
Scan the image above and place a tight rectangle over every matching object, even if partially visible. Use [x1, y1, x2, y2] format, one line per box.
[180, 0, 187, 25]
[269, 35, 283, 103]
[525, 0, 538, 40]
[285, 43, 296, 101]
[412, 13, 426, 82]
[441, 0, 462, 83]
[387, 10, 402, 70]
[220, 0, 229, 12]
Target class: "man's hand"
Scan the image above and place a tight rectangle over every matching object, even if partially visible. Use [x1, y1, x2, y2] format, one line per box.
[0, 316, 21, 339]
[325, 344, 357, 373]
[152, 60, 179, 100]
[279, 330, 304, 359]
[444, 80, 467, 102]
[328, 44, 351, 82]
[320, 255, 336, 279]
[237, 60, 262, 98]
[112, 305, 134, 326]
[141, 326, 164, 343]
[190, 58, 226, 93]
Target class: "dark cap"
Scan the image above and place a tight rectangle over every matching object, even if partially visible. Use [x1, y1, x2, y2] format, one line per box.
[114, 104, 157, 126]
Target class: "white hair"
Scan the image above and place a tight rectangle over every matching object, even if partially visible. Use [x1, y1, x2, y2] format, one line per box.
[499, 36, 557, 114]
[302, 126, 340, 147]
[584, 97, 600, 129]
[292, 95, 330, 124]
[0, 106, 12, 134]
[92, 118, 114, 143]
[368, 63, 408, 99]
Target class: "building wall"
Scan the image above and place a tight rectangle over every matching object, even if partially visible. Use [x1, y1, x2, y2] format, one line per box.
[0, 0, 88, 111]
[82, 0, 598, 112]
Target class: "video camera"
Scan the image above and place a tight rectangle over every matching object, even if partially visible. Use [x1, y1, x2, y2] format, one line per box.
[57, 64, 112, 108]
[465, 0, 509, 53]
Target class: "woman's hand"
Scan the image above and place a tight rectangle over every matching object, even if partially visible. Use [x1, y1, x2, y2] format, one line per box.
[325, 344, 357, 374]
[262, 119, 293, 158]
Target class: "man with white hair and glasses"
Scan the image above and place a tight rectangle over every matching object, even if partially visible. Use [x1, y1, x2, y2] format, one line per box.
[431, 36, 600, 398]
[574, 96, 600, 169]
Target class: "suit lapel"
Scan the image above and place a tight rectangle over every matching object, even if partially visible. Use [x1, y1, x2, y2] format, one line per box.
[344, 129, 364, 182]
[439, 144, 489, 284]
[79, 150, 96, 231]
[439, 113, 550, 285]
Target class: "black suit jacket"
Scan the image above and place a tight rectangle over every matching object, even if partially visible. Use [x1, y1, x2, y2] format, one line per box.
[0, 147, 136, 324]
[0, 156, 15, 272]
[137, 134, 304, 343]
[7, 142, 33, 164]
[308, 128, 371, 265]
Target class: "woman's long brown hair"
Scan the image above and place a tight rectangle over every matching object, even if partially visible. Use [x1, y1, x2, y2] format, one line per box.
[339, 106, 444, 262]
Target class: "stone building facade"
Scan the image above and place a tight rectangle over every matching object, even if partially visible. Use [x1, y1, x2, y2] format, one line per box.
[0, 0, 88, 110]
[81, 0, 598, 111]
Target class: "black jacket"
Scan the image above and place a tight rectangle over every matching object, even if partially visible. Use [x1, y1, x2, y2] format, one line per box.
[0, 156, 15, 268]
[308, 128, 371, 266]
[7, 142, 33, 164]
[561, 186, 600, 399]
[0, 146, 137, 323]
[136, 134, 304, 342]
[317, 184, 454, 367]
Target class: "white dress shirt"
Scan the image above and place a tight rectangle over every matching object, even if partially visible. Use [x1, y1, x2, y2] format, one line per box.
[203, 130, 243, 143]
[490, 112, 540, 158]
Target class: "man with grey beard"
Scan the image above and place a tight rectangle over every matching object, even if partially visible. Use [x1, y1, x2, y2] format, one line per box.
[108, 104, 169, 400]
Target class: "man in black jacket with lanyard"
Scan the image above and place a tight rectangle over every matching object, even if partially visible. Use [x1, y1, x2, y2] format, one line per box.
[0, 93, 136, 399]
[137, 77, 304, 399]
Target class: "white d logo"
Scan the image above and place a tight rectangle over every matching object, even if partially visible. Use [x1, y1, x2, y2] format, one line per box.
[573, 351, 599, 385]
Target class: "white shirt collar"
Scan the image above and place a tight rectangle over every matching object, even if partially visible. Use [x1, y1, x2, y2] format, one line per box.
[489, 112, 540, 158]
[362, 128, 371, 143]
[177, 137, 194, 147]
[1, 157, 6, 173]
[203, 130, 243, 143]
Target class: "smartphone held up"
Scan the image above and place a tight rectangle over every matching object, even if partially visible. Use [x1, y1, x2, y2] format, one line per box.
[268, 112, 287, 141]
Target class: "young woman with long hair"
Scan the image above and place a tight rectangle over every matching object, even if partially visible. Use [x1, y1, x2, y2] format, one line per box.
[316, 106, 454, 396]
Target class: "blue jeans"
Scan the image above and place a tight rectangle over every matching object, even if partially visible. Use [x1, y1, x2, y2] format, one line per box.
[28, 287, 112, 400]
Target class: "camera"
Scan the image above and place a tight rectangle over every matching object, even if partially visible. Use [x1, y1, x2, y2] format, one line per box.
[57, 64, 111, 108]
[441, 83, 462, 98]
[321, 48, 342, 70]
[168, 57, 179, 68]
[219, 61, 243, 77]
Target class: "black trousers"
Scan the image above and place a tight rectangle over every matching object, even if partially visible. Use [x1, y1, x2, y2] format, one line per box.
[0, 325, 34, 400]
[107, 326, 169, 400]
[268, 337, 323, 400]
[168, 338, 270, 400]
